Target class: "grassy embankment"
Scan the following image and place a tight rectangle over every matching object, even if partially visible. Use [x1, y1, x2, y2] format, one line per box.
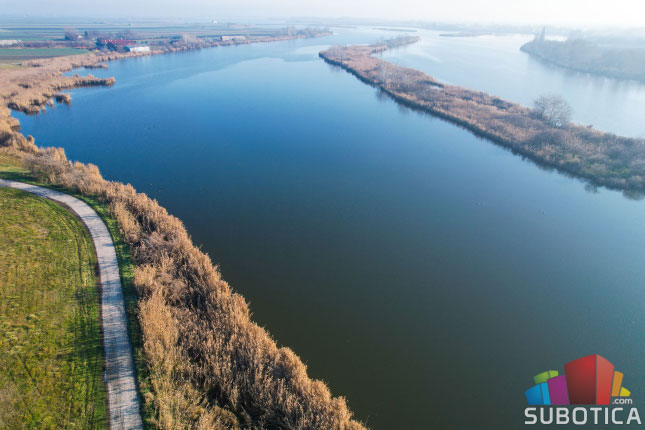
[0, 138, 364, 429]
[0, 159, 107, 428]
[0, 152, 155, 428]
[320, 38, 645, 195]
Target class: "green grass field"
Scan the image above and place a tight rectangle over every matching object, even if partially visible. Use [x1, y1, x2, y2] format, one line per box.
[0, 47, 89, 65]
[0, 173, 107, 428]
[0, 152, 154, 428]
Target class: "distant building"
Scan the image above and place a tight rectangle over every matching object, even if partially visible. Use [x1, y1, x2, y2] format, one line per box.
[0, 40, 22, 47]
[126, 46, 150, 53]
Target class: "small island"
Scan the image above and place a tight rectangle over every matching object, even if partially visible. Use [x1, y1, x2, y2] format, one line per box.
[320, 37, 645, 194]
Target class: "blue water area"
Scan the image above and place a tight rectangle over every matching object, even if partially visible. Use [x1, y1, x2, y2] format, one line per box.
[14, 27, 645, 429]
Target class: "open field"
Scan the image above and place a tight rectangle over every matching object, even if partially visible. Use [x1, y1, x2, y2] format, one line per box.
[0, 171, 107, 429]
[0, 48, 90, 65]
[0, 21, 329, 63]
[0, 22, 302, 39]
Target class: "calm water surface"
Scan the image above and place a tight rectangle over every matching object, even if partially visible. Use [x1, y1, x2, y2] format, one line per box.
[15, 27, 645, 429]
[381, 30, 645, 138]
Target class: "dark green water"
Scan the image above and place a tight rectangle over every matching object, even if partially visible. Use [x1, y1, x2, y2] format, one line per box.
[14, 28, 645, 429]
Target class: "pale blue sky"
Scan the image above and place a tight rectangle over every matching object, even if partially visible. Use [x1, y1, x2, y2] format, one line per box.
[2, 0, 643, 27]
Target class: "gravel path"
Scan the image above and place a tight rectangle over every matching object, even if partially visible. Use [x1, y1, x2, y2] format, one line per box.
[0, 179, 143, 430]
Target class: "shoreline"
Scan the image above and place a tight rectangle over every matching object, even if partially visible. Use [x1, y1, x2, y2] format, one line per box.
[0, 31, 331, 150]
[0, 29, 366, 429]
[320, 40, 645, 195]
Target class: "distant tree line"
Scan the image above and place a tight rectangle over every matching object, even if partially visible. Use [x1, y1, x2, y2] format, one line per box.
[283, 26, 330, 37]
[371, 35, 420, 49]
[521, 31, 645, 83]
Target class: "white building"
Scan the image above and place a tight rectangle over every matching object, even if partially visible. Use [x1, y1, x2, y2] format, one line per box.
[126, 46, 150, 53]
[0, 40, 22, 47]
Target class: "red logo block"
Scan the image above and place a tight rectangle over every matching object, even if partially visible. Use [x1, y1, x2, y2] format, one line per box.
[564, 354, 614, 405]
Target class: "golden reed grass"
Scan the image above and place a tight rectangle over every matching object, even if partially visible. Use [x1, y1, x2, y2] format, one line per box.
[0, 138, 364, 430]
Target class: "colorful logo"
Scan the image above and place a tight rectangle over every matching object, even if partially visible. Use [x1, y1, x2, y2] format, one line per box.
[525, 354, 632, 406]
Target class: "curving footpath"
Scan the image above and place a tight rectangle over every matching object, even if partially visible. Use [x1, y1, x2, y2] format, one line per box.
[0, 179, 143, 430]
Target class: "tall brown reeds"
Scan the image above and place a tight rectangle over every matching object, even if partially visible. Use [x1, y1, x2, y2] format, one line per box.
[0, 143, 364, 430]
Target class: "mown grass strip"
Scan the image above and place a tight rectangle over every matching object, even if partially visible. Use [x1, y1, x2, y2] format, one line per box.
[0, 186, 107, 429]
[0, 152, 154, 428]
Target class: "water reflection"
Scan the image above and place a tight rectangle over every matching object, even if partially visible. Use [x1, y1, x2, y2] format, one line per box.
[382, 30, 645, 137]
[12, 27, 645, 430]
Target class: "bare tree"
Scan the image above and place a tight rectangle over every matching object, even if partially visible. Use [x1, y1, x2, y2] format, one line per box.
[326, 45, 346, 63]
[533, 95, 572, 128]
[64, 27, 80, 41]
[376, 62, 396, 83]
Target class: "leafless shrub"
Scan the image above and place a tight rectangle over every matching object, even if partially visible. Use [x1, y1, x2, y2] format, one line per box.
[533, 94, 573, 128]
[326, 45, 347, 63]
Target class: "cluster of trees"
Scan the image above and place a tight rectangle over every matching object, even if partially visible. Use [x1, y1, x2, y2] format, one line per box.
[64, 27, 143, 42]
[284, 26, 330, 37]
[63, 27, 82, 41]
[371, 35, 420, 49]
[521, 32, 645, 83]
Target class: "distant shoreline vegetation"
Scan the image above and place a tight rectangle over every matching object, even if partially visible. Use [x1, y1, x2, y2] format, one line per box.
[320, 37, 645, 196]
[520, 32, 645, 83]
[439, 32, 492, 38]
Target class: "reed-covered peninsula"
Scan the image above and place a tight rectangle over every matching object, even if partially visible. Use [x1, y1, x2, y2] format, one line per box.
[320, 38, 645, 194]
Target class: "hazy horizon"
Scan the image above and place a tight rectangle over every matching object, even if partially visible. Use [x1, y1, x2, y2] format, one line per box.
[1, 0, 644, 28]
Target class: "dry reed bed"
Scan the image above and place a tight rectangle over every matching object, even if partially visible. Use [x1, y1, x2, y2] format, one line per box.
[0, 142, 365, 430]
[320, 42, 645, 194]
[0, 51, 139, 149]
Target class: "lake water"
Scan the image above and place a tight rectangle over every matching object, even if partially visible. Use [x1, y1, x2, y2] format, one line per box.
[14, 27, 645, 429]
[381, 30, 645, 138]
